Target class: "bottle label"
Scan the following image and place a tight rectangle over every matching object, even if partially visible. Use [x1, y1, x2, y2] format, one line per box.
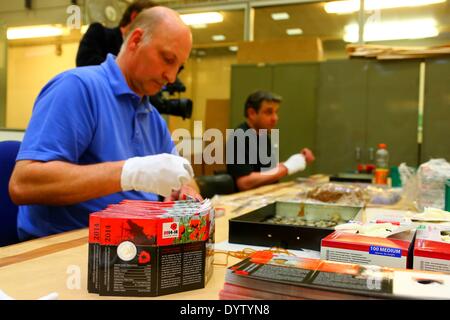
[375, 168, 389, 185]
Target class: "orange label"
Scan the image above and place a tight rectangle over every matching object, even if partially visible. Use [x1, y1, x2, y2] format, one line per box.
[375, 168, 389, 185]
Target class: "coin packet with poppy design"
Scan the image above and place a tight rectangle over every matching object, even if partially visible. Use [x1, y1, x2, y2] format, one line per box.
[88, 199, 215, 297]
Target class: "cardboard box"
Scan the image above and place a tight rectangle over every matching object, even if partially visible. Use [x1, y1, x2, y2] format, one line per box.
[228, 201, 363, 251]
[413, 224, 450, 274]
[321, 229, 416, 269]
[88, 200, 215, 297]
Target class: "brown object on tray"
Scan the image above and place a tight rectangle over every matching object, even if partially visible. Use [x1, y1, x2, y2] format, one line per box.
[306, 183, 366, 205]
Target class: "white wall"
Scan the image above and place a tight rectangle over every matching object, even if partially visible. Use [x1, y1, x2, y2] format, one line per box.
[0, 129, 24, 141]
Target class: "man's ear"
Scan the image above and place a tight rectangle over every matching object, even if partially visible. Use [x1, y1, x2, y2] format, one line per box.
[127, 28, 144, 51]
[247, 107, 257, 119]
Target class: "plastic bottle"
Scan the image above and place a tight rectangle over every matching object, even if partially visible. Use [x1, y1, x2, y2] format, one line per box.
[374, 143, 389, 185]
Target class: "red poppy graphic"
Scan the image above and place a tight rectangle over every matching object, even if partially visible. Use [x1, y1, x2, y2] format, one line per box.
[199, 225, 209, 241]
[170, 222, 177, 231]
[190, 219, 200, 229]
[179, 225, 185, 239]
[138, 250, 151, 264]
[189, 229, 199, 240]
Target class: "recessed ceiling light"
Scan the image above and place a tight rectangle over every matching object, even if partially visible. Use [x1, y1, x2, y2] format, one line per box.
[212, 34, 226, 41]
[325, 0, 446, 15]
[81, 25, 89, 34]
[343, 18, 438, 42]
[286, 28, 303, 36]
[229, 46, 238, 52]
[271, 12, 290, 21]
[180, 12, 223, 25]
[7, 24, 68, 40]
[191, 24, 207, 29]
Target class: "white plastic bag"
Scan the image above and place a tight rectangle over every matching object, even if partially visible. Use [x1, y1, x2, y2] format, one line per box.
[416, 159, 450, 210]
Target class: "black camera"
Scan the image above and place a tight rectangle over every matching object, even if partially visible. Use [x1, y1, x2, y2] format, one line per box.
[149, 78, 193, 120]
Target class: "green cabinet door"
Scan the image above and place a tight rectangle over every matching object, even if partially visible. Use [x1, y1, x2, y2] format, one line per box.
[272, 62, 319, 178]
[229, 64, 273, 129]
[366, 60, 420, 167]
[315, 60, 368, 174]
[422, 57, 450, 163]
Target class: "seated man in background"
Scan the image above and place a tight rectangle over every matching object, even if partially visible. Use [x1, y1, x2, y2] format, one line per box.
[9, 7, 199, 241]
[76, 0, 156, 67]
[227, 90, 315, 192]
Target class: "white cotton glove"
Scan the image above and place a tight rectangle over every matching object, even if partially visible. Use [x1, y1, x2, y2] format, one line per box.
[283, 154, 306, 175]
[121, 153, 194, 197]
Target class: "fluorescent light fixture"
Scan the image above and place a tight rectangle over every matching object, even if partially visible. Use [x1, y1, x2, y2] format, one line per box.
[325, 0, 446, 14]
[271, 12, 290, 20]
[343, 18, 439, 42]
[7, 25, 69, 40]
[180, 12, 223, 26]
[212, 34, 226, 41]
[286, 28, 303, 36]
[191, 24, 207, 29]
[81, 25, 89, 34]
[229, 46, 239, 52]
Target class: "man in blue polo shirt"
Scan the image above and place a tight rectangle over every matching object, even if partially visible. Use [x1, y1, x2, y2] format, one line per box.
[9, 7, 197, 240]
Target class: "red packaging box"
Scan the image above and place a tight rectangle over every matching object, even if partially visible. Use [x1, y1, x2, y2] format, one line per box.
[88, 200, 215, 297]
[321, 229, 416, 269]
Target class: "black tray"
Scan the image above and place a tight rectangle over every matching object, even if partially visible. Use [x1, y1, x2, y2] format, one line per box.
[228, 201, 363, 251]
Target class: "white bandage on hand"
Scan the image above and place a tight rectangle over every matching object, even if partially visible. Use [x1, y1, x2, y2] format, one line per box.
[283, 153, 306, 175]
[121, 153, 194, 197]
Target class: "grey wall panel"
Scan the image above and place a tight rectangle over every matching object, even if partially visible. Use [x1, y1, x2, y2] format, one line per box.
[422, 57, 450, 163]
[366, 60, 420, 167]
[315, 60, 368, 174]
[272, 62, 319, 177]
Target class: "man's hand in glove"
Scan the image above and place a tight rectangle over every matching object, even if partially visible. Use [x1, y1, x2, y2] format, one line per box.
[166, 184, 203, 202]
[301, 148, 315, 164]
[282, 148, 315, 175]
[121, 153, 194, 197]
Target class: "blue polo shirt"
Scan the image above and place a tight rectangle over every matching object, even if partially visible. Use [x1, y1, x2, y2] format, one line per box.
[16, 54, 176, 240]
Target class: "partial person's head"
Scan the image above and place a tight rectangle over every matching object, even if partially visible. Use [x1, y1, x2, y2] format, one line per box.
[117, 6, 192, 96]
[245, 90, 282, 131]
[119, 0, 157, 31]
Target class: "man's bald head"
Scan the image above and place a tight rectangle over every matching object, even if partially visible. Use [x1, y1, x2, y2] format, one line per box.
[123, 6, 191, 45]
[116, 6, 192, 97]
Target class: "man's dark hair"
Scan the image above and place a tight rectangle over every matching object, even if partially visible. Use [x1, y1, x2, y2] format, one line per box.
[244, 90, 282, 117]
[119, 0, 157, 28]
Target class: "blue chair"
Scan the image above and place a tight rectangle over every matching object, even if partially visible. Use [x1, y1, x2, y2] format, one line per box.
[0, 140, 21, 246]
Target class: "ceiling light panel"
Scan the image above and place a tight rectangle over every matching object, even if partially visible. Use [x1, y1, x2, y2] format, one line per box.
[271, 12, 290, 21]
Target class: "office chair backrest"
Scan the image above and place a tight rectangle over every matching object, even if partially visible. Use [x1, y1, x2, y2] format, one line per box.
[0, 140, 21, 246]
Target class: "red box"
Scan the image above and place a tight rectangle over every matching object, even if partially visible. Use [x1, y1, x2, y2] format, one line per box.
[321, 230, 415, 269]
[88, 200, 215, 297]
